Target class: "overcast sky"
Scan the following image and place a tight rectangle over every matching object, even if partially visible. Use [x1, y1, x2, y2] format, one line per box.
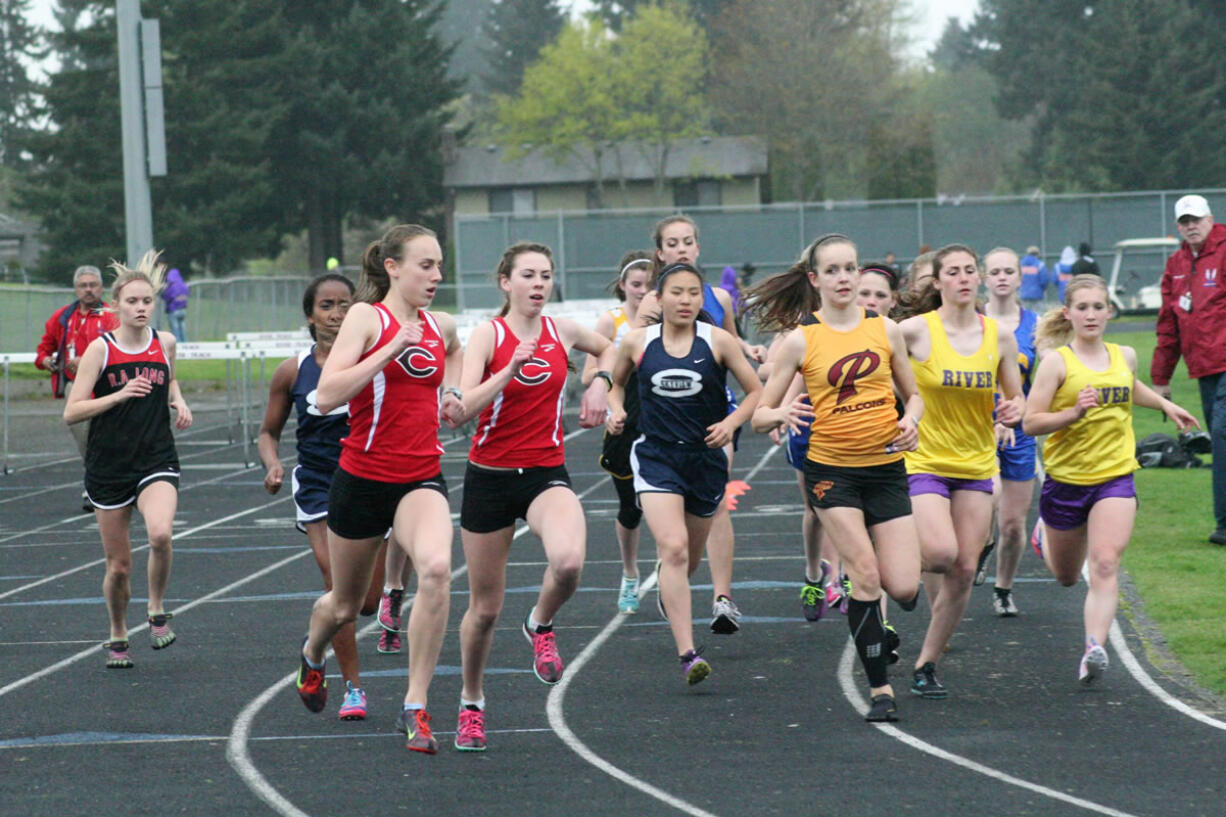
[26, 0, 981, 58]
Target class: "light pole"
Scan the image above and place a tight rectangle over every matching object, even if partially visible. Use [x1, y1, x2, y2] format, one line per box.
[116, 0, 165, 264]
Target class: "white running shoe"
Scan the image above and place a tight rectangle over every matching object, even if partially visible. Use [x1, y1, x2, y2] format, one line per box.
[710, 596, 741, 634]
[1079, 642, 1108, 685]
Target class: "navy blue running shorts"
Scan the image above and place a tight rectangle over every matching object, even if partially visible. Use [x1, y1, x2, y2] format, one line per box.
[631, 436, 727, 518]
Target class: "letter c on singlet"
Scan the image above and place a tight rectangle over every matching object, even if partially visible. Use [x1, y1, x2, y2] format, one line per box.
[396, 346, 439, 379]
[514, 357, 551, 386]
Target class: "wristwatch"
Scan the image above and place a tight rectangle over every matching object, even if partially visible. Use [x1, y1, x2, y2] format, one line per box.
[442, 386, 463, 401]
[594, 370, 613, 389]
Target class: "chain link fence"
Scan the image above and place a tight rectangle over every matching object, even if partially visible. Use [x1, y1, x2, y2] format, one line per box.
[1, 275, 311, 352]
[452, 188, 1223, 311]
[4, 187, 1218, 351]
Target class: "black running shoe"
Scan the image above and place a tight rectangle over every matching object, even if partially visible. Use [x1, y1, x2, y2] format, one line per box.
[910, 662, 947, 699]
[884, 622, 901, 665]
[866, 694, 899, 722]
[296, 637, 328, 713]
[974, 539, 996, 586]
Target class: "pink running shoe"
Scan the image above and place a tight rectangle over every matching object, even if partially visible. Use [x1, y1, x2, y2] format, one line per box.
[1031, 519, 1044, 558]
[377, 588, 403, 632]
[455, 707, 487, 752]
[377, 629, 401, 654]
[104, 639, 133, 669]
[522, 615, 564, 684]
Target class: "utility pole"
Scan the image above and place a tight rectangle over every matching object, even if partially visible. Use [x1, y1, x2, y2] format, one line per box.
[116, 0, 166, 265]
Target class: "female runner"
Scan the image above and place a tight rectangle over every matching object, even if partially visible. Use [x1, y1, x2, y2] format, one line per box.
[898, 244, 1023, 699]
[636, 215, 766, 634]
[607, 262, 762, 684]
[259, 273, 391, 720]
[978, 247, 1040, 616]
[751, 236, 923, 721]
[293, 224, 463, 756]
[64, 251, 192, 668]
[582, 251, 653, 613]
[448, 241, 613, 751]
[1025, 275, 1197, 683]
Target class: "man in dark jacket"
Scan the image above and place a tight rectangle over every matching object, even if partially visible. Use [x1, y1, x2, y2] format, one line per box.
[1070, 242, 1100, 277]
[1152, 194, 1226, 544]
[33, 265, 119, 510]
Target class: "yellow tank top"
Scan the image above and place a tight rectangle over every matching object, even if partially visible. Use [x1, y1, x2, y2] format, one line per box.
[1042, 343, 1137, 485]
[801, 310, 901, 467]
[905, 311, 999, 479]
[609, 306, 631, 346]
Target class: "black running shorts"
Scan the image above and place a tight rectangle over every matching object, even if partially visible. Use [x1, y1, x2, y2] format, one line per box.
[802, 458, 911, 527]
[460, 463, 573, 533]
[327, 467, 448, 540]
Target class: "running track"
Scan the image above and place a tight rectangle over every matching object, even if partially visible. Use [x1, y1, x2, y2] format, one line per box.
[1, 394, 1224, 817]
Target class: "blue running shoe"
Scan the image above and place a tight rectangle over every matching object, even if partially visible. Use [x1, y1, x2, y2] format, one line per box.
[337, 681, 367, 720]
[618, 575, 640, 614]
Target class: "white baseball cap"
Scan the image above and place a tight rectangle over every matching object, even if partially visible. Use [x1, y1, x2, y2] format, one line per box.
[1175, 194, 1211, 220]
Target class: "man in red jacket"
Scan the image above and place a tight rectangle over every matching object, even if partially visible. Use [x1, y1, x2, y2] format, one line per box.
[34, 265, 119, 511]
[1151, 194, 1226, 544]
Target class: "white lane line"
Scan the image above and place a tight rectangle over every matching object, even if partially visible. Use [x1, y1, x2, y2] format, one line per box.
[1070, 559, 1226, 732]
[227, 426, 596, 817]
[542, 443, 780, 817]
[0, 543, 309, 699]
[0, 495, 291, 601]
[836, 640, 1140, 817]
[1, 726, 555, 753]
[546, 571, 722, 817]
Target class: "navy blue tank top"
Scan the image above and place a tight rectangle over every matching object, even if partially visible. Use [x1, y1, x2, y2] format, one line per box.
[637, 322, 728, 448]
[291, 346, 349, 472]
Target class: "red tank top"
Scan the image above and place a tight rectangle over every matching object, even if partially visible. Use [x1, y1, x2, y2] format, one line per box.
[339, 304, 444, 482]
[469, 316, 568, 468]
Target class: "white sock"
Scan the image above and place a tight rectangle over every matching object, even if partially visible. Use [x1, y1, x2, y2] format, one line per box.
[460, 697, 485, 711]
[528, 607, 551, 631]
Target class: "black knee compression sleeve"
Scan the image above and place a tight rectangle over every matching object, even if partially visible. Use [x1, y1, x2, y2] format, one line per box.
[847, 596, 889, 688]
[613, 476, 642, 529]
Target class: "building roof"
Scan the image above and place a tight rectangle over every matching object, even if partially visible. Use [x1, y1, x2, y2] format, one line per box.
[444, 135, 768, 189]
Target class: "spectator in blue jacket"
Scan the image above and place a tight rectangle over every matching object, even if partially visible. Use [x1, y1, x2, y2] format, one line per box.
[162, 267, 189, 341]
[1018, 245, 1049, 307]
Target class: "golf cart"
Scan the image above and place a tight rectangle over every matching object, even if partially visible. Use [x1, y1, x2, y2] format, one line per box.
[1107, 237, 1179, 316]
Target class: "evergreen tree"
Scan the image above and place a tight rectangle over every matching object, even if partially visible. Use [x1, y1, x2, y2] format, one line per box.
[153, 0, 292, 271]
[16, 3, 124, 278]
[0, 0, 45, 168]
[270, 0, 461, 272]
[479, 0, 565, 98]
[976, 0, 1226, 191]
[18, 0, 292, 278]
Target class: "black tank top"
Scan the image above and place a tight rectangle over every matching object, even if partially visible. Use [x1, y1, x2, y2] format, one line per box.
[85, 329, 179, 478]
